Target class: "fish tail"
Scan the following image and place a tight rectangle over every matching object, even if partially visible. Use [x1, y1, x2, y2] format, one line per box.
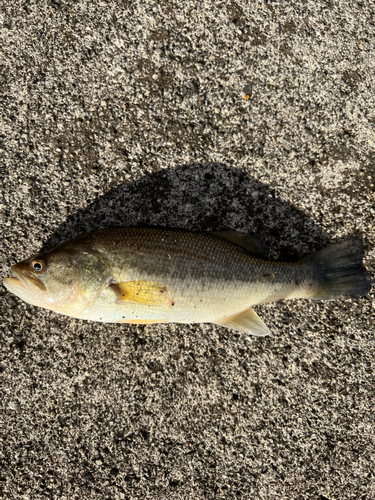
[302, 239, 371, 300]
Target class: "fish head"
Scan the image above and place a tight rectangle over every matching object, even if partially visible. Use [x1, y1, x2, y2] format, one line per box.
[3, 249, 79, 311]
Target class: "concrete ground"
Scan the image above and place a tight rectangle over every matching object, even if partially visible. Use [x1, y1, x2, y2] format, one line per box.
[1, 0, 374, 499]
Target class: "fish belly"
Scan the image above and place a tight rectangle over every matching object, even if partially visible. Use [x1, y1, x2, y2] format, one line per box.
[76, 263, 299, 324]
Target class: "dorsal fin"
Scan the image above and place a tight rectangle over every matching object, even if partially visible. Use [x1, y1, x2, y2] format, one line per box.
[211, 231, 268, 257]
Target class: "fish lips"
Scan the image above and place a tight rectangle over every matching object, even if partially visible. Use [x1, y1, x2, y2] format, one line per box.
[3, 263, 46, 302]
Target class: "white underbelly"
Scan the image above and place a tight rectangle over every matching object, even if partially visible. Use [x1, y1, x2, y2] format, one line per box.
[74, 279, 278, 324]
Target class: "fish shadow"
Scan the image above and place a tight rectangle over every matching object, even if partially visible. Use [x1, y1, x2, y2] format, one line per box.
[42, 162, 329, 261]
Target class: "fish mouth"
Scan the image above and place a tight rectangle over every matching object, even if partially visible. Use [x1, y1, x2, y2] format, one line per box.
[3, 266, 46, 300]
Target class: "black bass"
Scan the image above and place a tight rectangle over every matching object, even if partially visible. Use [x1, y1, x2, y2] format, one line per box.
[3, 228, 370, 336]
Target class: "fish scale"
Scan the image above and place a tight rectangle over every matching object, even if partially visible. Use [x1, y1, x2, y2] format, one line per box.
[3, 228, 370, 336]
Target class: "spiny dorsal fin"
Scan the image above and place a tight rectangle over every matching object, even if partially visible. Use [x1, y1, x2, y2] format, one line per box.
[109, 281, 173, 307]
[214, 307, 271, 336]
[211, 231, 268, 257]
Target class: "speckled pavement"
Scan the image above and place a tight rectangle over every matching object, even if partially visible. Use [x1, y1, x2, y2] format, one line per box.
[1, 1, 375, 499]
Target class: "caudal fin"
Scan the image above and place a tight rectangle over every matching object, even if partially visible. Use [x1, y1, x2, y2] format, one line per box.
[303, 240, 371, 300]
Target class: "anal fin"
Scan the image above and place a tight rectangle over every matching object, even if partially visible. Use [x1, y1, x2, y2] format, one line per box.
[214, 307, 271, 336]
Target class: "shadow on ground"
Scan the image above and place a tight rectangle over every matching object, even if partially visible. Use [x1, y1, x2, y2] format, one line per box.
[42, 163, 329, 261]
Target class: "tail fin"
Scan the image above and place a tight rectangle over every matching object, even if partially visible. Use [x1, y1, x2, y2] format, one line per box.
[303, 240, 371, 300]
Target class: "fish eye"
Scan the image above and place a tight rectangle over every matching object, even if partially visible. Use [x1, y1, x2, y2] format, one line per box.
[32, 260, 45, 272]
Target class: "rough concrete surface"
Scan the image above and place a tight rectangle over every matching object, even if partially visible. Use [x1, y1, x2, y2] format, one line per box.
[1, 0, 375, 499]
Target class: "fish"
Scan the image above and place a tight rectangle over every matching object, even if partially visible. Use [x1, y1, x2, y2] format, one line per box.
[3, 228, 371, 336]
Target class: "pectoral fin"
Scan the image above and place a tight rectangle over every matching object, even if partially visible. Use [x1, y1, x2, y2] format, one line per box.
[214, 307, 271, 336]
[109, 281, 173, 307]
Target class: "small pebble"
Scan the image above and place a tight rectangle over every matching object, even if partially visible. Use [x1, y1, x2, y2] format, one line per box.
[243, 84, 253, 95]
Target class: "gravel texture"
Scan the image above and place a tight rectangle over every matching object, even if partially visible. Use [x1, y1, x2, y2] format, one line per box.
[1, 1, 375, 499]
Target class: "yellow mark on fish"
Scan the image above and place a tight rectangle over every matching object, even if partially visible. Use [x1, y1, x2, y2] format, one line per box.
[261, 272, 277, 281]
[109, 280, 173, 307]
